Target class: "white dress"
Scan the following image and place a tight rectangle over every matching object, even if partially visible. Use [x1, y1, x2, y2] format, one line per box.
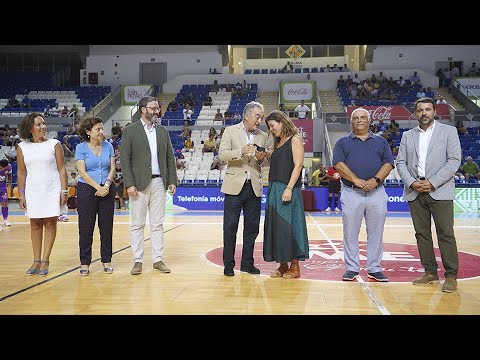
[19, 139, 61, 218]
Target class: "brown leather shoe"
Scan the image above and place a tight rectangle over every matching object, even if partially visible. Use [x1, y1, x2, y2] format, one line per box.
[412, 272, 439, 285]
[442, 277, 457, 293]
[130, 262, 142, 275]
[153, 261, 171, 273]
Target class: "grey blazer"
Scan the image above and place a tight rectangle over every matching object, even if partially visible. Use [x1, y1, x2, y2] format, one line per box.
[396, 121, 461, 201]
[120, 120, 177, 192]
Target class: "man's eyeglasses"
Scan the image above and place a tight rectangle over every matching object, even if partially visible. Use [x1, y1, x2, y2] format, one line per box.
[146, 107, 161, 112]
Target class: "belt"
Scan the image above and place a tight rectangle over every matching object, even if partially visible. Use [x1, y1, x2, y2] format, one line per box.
[152, 174, 161, 178]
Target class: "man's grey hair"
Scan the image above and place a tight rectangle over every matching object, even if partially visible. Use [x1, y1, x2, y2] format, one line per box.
[243, 101, 264, 119]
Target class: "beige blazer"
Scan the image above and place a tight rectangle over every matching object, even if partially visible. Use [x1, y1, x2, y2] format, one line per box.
[218, 122, 271, 197]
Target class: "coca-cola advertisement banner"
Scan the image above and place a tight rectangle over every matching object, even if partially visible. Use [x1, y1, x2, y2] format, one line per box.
[292, 119, 313, 152]
[280, 81, 315, 103]
[347, 104, 450, 121]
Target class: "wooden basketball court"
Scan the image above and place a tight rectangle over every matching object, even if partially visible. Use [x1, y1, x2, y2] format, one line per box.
[1, 205, 479, 315]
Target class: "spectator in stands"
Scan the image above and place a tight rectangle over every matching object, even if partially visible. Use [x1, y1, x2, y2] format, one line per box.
[218, 101, 271, 277]
[176, 153, 187, 170]
[179, 120, 191, 138]
[68, 104, 80, 120]
[113, 160, 126, 210]
[203, 94, 212, 107]
[388, 119, 400, 136]
[436, 68, 445, 87]
[455, 120, 467, 135]
[342, 63, 350, 72]
[337, 75, 346, 87]
[233, 112, 242, 120]
[324, 65, 332, 72]
[331, 64, 340, 72]
[436, 96, 448, 104]
[278, 103, 288, 115]
[397, 76, 407, 88]
[409, 71, 421, 85]
[376, 119, 389, 135]
[425, 87, 435, 99]
[454, 166, 466, 182]
[294, 100, 311, 119]
[467, 62, 478, 76]
[233, 81, 242, 96]
[7, 97, 20, 108]
[120, 96, 177, 276]
[224, 108, 233, 119]
[210, 154, 226, 171]
[68, 171, 78, 188]
[214, 108, 224, 122]
[215, 127, 225, 152]
[352, 73, 361, 84]
[111, 122, 122, 137]
[5, 142, 18, 163]
[203, 132, 217, 155]
[166, 99, 178, 112]
[281, 61, 294, 73]
[62, 137, 74, 159]
[443, 68, 452, 87]
[44, 105, 52, 117]
[50, 103, 61, 117]
[451, 64, 460, 77]
[462, 156, 480, 182]
[396, 97, 461, 293]
[186, 93, 195, 107]
[309, 164, 328, 187]
[60, 105, 69, 117]
[263, 110, 309, 279]
[75, 116, 116, 276]
[210, 79, 220, 93]
[416, 88, 426, 99]
[22, 95, 31, 109]
[17, 112, 68, 276]
[0, 159, 13, 227]
[183, 103, 193, 122]
[182, 134, 194, 153]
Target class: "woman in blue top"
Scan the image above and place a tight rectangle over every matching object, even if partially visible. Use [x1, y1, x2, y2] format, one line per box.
[75, 117, 116, 276]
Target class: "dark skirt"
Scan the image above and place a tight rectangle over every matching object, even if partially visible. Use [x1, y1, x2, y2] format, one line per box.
[263, 182, 309, 263]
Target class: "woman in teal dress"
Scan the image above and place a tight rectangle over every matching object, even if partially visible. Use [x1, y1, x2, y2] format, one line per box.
[263, 110, 309, 279]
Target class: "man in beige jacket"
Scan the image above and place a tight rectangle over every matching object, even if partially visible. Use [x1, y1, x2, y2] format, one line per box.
[218, 101, 271, 276]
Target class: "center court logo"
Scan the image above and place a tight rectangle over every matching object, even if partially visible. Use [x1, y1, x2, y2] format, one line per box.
[205, 240, 480, 282]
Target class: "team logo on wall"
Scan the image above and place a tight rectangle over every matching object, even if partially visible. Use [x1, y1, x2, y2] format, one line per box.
[286, 45, 306, 60]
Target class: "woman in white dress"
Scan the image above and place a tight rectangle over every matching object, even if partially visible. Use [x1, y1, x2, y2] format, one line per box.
[16, 113, 68, 276]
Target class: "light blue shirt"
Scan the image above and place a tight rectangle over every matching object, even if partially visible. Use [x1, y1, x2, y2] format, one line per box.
[75, 140, 115, 185]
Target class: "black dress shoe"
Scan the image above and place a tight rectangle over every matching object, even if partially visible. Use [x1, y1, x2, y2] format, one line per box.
[240, 265, 260, 274]
[224, 268, 235, 276]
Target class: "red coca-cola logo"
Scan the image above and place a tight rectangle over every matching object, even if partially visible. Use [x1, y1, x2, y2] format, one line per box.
[369, 106, 393, 120]
[347, 106, 412, 120]
[287, 88, 308, 95]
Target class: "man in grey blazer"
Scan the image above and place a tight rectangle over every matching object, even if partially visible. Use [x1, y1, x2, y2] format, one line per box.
[120, 96, 177, 275]
[218, 101, 271, 276]
[396, 97, 461, 292]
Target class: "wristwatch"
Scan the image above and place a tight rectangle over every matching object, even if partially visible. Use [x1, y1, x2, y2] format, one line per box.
[373, 176, 381, 184]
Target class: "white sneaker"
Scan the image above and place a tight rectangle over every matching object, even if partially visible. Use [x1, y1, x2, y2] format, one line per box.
[58, 215, 69, 222]
[3, 220, 11, 226]
[334, 207, 341, 212]
[325, 207, 331, 212]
